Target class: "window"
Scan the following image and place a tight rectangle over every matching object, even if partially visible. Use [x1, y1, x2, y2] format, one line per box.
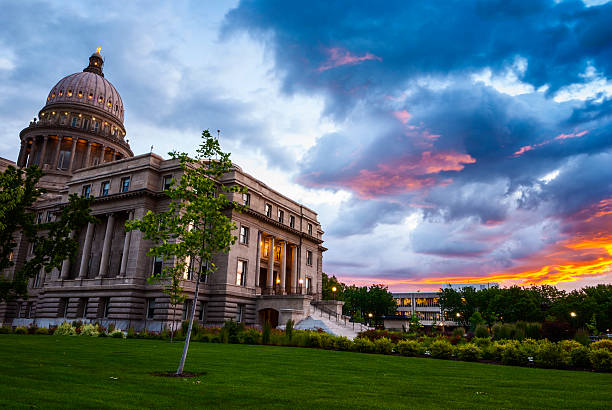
[71, 116, 78, 127]
[67, 90, 73, 97]
[278, 209, 284, 223]
[93, 121, 99, 132]
[146, 298, 156, 319]
[82, 184, 91, 198]
[265, 203, 272, 218]
[306, 277, 312, 294]
[82, 118, 90, 130]
[162, 175, 173, 190]
[182, 299, 193, 321]
[98, 297, 110, 318]
[239, 226, 249, 245]
[59, 90, 63, 97]
[289, 215, 295, 229]
[100, 181, 110, 196]
[198, 302, 207, 322]
[120, 176, 130, 192]
[98, 96, 103, 103]
[152, 256, 163, 276]
[242, 193, 250, 206]
[306, 250, 313, 266]
[25, 302, 33, 319]
[58, 150, 71, 169]
[60, 115, 66, 125]
[236, 260, 247, 286]
[275, 244, 282, 261]
[236, 304, 244, 323]
[308, 223, 313, 236]
[36, 212, 43, 224]
[78, 91, 83, 98]
[58, 298, 69, 318]
[107, 99, 112, 108]
[46, 212, 53, 223]
[78, 298, 88, 318]
[33, 271, 42, 288]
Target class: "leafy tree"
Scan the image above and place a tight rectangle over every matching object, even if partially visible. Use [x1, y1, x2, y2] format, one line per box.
[321, 272, 344, 300]
[0, 165, 94, 301]
[126, 130, 245, 375]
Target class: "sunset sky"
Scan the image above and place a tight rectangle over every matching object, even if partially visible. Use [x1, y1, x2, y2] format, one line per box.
[1, 0, 611, 291]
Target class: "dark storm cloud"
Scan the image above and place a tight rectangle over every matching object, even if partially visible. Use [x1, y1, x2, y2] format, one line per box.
[327, 199, 406, 237]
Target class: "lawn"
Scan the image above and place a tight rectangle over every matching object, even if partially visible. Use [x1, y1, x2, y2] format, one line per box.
[1, 335, 611, 409]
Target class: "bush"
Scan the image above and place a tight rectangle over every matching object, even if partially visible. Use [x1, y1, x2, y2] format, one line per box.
[574, 329, 590, 346]
[34, 328, 50, 335]
[306, 332, 322, 348]
[589, 348, 612, 372]
[474, 325, 489, 338]
[14, 326, 28, 335]
[429, 339, 454, 359]
[262, 322, 272, 345]
[472, 337, 492, 349]
[534, 341, 569, 369]
[353, 337, 375, 353]
[109, 329, 125, 338]
[0, 326, 11, 334]
[242, 328, 261, 345]
[80, 323, 99, 337]
[456, 343, 482, 361]
[374, 337, 394, 354]
[483, 341, 505, 361]
[500, 341, 528, 366]
[570, 345, 591, 368]
[542, 320, 572, 342]
[396, 340, 423, 356]
[525, 322, 542, 339]
[591, 340, 612, 352]
[221, 320, 245, 344]
[558, 339, 581, 352]
[319, 333, 334, 349]
[285, 319, 294, 341]
[126, 327, 136, 339]
[493, 323, 515, 340]
[452, 327, 466, 338]
[332, 336, 353, 351]
[54, 322, 77, 336]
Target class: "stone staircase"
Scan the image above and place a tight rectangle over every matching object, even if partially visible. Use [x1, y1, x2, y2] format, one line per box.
[295, 303, 372, 340]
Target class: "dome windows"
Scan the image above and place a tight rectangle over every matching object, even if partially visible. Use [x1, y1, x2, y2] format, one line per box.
[78, 91, 83, 98]
[98, 96, 103, 103]
[67, 90, 73, 97]
[107, 99, 112, 108]
[88, 93, 93, 100]
[58, 90, 63, 97]
[51, 92, 55, 98]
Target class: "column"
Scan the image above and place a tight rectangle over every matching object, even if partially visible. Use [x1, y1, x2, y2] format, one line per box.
[39, 136, 49, 168]
[254, 231, 261, 288]
[28, 138, 38, 167]
[280, 241, 287, 294]
[68, 138, 78, 172]
[53, 136, 63, 169]
[291, 245, 298, 294]
[119, 211, 134, 276]
[99, 144, 105, 164]
[83, 141, 92, 168]
[266, 236, 275, 292]
[17, 140, 26, 167]
[98, 214, 115, 278]
[109, 148, 116, 163]
[78, 222, 95, 278]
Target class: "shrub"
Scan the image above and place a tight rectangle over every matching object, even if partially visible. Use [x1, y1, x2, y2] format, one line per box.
[429, 339, 454, 359]
[80, 323, 99, 337]
[0, 326, 11, 334]
[558, 340, 582, 352]
[72, 320, 83, 330]
[262, 322, 272, 345]
[285, 319, 294, 341]
[126, 327, 136, 339]
[525, 322, 542, 339]
[472, 337, 492, 349]
[54, 322, 77, 336]
[452, 327, 466, 338]
[332, 336, 352, 351]
[14, 326, 28, 335]
[374, 337, 394, 354]
[534, 341, 569, 369]
[519, 338, 539, 359]
[456, 343, 482, 361]
[353, 337, 375, 353]
[319, 333, 334, 349]
[591, 340, 612, 352]
[306, 332, 322, 348]
[493, 323, 515, 340]
[27, 324, 39, 335]
[221, 320, 245, 344]
[570, 345, 591, 368]
[242, 328, 261, 345]
[542, 320, 572, 342]
[109, 329, 125, 338]
[574, 329, 590, 346]
[589, 348, 612, 372]
[500, 341, 528, 366]
[474, 325, 489, 338]
[34, 328, 50, 335]
[483, 341, 505, 361]
[396, 340, 423, 356]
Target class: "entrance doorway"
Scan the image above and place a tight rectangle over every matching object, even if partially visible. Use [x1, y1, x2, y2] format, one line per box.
[258, 308, 279, 327]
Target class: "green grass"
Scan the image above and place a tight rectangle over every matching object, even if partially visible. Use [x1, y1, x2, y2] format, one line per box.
[1, 335, 611, 409]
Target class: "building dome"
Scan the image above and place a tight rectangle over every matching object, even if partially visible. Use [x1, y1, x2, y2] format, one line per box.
[42, 49, 125, 124]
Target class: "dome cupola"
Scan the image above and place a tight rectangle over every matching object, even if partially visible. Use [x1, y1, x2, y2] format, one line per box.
[83, 47, 104, 77]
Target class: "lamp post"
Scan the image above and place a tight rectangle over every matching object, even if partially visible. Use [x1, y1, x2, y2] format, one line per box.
[332, 286, 337, 301]
[570, 311, 577, 329]
[368, 312, 373, 327]
[298, 278, 303, 294]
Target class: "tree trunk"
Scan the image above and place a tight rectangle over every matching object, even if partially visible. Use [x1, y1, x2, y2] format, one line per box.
[176, 259, 204, 375]
[170, 304, 176, 343]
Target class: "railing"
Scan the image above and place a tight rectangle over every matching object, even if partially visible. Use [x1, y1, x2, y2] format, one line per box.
[310, 302, 372, 334]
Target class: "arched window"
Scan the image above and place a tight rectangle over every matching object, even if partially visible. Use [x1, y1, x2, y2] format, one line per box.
[98, 96, 103, 103]
[58, 90, 63, 97]
[88, 93, 93, 100]
[67, 90, 73, 97]
[78, 91, 83, 98]
[107, 99, 112, 108]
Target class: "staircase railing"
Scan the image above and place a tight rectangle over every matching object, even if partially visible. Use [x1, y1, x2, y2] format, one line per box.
[310, 302, 371, 334]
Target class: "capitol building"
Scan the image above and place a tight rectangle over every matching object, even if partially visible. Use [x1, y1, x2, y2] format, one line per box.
[0, 50, 326, 330]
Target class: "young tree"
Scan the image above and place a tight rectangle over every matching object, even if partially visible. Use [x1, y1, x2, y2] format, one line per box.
[126, 130, 245, 375]
[0, 165, 94, 301]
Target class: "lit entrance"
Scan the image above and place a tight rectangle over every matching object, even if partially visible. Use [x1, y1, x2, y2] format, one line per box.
[258, 308, 279, 327]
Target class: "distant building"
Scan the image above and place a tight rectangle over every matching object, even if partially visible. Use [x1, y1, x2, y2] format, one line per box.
[442, 283, 499, 291]
[384, 292, 458, 330]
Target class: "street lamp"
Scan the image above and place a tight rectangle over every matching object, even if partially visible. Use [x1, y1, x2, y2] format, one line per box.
[332, 286, 337, 301]
[298, 278, 303, 294]
[570, 312, 576, 317]
[368, 312, 373, 327]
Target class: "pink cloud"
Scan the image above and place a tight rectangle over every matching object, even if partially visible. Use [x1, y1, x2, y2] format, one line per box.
[555, 130, 588, 140]
[513, 130, 589, 157]
[318, 47, 382, 72]
[393, 110, 412, 124]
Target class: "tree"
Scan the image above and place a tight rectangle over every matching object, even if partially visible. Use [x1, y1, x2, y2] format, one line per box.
[0, 165, 94, 301]
[126, 130, 245, 375]
[322, 272, 344, 300]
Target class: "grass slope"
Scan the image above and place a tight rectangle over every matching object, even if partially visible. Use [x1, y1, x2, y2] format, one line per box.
[0, 335, 611, 409]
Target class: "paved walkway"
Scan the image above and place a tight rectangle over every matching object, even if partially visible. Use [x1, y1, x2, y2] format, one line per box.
[296, 308, 370, 340]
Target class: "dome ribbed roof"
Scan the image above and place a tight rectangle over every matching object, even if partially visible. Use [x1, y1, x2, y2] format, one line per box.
[43, 56, 124, 124]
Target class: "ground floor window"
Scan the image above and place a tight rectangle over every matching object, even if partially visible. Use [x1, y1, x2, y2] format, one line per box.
[306, 277, 312, 294]
[77, 298, 88, 318]
[98, 297, 110, 318]
[236, 304, 244, 323]
[58, 298, 69, 318]
[198, 302, 207, 322]
[182, 299, 193, 321]
[236, 260, 247, 286]
[146, 298, 156, 320]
